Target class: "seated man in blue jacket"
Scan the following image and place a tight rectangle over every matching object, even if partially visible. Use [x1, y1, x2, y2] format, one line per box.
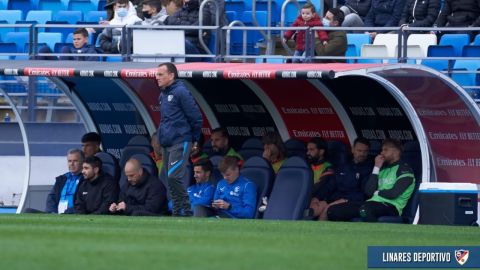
[24, 148, 84, 214]
[194, 156, 257, 219]
[109, 158, 167, 216]
[188, 159, 215, 212]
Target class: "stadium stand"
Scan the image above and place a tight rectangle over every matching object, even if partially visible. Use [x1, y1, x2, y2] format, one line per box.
[55, 10, 83, 24]
[25, 10, 52, 24]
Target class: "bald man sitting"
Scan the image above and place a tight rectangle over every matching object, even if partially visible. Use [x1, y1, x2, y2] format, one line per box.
[109, 158, 167, 216]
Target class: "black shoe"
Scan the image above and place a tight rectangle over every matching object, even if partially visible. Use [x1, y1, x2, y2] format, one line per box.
[172, 211, 193, 217]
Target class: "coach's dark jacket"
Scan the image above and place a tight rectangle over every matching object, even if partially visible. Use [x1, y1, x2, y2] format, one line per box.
[399, 0, 441, 27]
[435, 0, 480, 27]
[119, 171, 167, 216]
[74, 173, 118, 215]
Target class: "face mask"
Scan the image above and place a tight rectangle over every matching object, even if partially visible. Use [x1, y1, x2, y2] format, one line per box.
[322, 18, 330, 27]
[142, 11, 152, 19]
[117, 7, 128, 18]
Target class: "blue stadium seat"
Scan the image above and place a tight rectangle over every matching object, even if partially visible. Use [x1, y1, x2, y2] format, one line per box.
[0, 10, 23, 24]
[119, 145, 152, 168]
[421, 45, 455, 71]
[55, 10, 83, 24]
[68, 0, 97, 18]
[14, 20, 37, 33]
[345, 44, 357, 63]
[438, 34, 470, 57]
[451, 60, 480, 88]
[97, 0, 105, 10]
[263, 156, 312, 220]
[26, 10, 53, 24]
[0, 42, 17, 60]
[225, 1, 245, 15]
[285, 138, 306, 159]
[347, 33, 371, 57]
[0, 0, 7, 9]
[462, 45, 480, 57]
[241, 156, 274, 219]
[7, 0, 34, 20]
[238, 137, 263, 160]
[256, 0, 280, 24]
[44, 21, 72, 43]
[254, 55, 285, 63]
[38, 0, 67, 14]
[95, 152, 121, 182]
[473, 34, 480, 46]
[85, 10, 107, 22]
[401, 141, 422, 181]
[326, 140, 348, 167]
[230, 11, 267, 55]
[53, 42, 71, 53]
[38, 32, 63, 51]
[225, 11, 236, 23]
[105, 56, 122, 62]
[5, 32, 29, 53]
[127, 135, 151, 148]
[283, 0, 305, 26]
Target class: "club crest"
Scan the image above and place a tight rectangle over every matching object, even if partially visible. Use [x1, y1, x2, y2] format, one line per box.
[455, 249, 469, 266]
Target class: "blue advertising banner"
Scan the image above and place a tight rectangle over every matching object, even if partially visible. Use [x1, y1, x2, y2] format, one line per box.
[368, 246, 480, 268]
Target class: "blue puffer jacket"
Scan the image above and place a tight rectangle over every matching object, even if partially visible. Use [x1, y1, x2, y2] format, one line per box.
[214, 176, 257, 219]
[158, 80, 203, 147]
[364, 0, 407, 27]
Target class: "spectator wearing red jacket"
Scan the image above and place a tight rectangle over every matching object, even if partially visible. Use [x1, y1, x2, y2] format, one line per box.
[283, 3, 329, 63]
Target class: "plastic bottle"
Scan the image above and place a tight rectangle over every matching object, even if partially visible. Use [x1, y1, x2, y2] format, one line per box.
[4, 113, 10, 122]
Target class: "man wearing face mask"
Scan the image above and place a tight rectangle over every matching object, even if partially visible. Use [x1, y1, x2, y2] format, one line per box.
[136, 0, 169, 26]
[314, 7, 348, 63]
[99, 0, 142, 53]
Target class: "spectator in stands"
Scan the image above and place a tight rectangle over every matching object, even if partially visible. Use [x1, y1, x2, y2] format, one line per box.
[81, 132, 102, 158]
[164, 0, 213, 62]
[165, 0, 184, 16]
[313, 138, 372, 220]
[283, 3, 329, 63]
[364, 0, 407, 39]
[109, 158, 167, 216]
[98, 0, 142, 54]
[194, 156, 257, 218]
[156, 62, 203, 217]
[399, 0, 440, 27]
[434, 0, 480, 29]
[36, 28, 98, 61]
[74, 156, 119, 214]
[262, 132, 287, 174]
[210, 127, 244, 166]
[25, 149, 84, 214]
[103, 0, 116, 21]
[340, 0, 372, 27]
[359, 138, 415, 222]
[314, 8, 348, 63]
[136, 0, 168, 26]
[150, 131, 163, 177]
[188, 159, 215, 211]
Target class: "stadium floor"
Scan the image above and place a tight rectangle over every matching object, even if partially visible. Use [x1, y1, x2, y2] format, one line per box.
[0, 215, 477, 270]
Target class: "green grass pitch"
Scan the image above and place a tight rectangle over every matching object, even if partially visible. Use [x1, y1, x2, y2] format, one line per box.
[0, 214, 477, 270]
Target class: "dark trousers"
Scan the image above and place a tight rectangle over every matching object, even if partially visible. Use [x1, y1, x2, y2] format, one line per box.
[359, 201, 398, 222]
[327, 201, 363, 221]
[163, 142, 192, 215]
[194, 205, 232, 218]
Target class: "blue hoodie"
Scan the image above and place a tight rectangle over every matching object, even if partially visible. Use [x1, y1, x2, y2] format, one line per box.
[188, 182, 215, 208]
[214, 175, 257, 219]
[157, 80, 203, 147]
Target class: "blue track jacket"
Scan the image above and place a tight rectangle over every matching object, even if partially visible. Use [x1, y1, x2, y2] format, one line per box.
[158, 80, 203, 147]
[188, 182, 215, 208]
[214, 175, 257, 219]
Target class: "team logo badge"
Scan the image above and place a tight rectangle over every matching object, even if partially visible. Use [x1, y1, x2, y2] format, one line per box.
[168, 95, 173, 102]
[455, 249, 469, 265]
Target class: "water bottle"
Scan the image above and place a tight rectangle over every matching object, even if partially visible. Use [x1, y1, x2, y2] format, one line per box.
[4, 113, 10, 122]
